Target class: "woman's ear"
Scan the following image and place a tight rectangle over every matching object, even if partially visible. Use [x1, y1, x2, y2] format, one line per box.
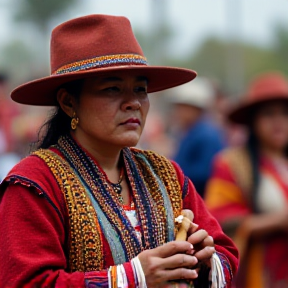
[57, 88, 76, 117]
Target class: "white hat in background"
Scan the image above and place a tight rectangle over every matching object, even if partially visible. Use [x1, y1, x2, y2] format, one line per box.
[168, 77, 215, 110]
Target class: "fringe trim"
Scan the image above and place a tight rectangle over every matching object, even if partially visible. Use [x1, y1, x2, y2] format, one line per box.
[210, 253, 226, 288]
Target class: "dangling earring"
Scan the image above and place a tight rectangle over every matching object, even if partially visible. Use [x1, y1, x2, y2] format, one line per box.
[71, 112, 79, 130]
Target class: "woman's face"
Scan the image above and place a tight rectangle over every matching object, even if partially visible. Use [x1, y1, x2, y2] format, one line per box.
[72, 73, 150, 149]
[254, 101, 288, 151]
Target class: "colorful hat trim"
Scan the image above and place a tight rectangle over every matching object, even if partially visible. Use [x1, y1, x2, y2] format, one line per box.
[54, 54, 148, 75]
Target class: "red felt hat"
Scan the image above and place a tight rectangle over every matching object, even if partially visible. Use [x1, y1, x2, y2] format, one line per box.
[228, 72, 288, 125]
[11, 14, 197, 106]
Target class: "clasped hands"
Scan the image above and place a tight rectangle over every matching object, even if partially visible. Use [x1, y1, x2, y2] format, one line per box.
[138, 209, 215, 288]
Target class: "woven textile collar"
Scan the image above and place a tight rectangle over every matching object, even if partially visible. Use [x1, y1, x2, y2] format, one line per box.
[33, 135, 182, 272]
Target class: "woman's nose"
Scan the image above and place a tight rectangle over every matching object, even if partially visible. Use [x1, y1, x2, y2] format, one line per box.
[121, 94, 141, 111]
[123, 100, 141, 111]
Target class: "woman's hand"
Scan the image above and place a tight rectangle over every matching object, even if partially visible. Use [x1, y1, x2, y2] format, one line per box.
[235, 210, 288, 242]
[188, 229, 215, 267]
[234, 210, 288, 257]
[138, 241, 199, 288]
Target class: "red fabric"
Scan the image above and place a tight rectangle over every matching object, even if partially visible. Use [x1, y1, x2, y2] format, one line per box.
[260, 158, 288, 283]
[0, 98, 20, 152]
[208, 203, 250, 228]
[0, 155, 238, 287]
[205, 154, 251, 224]
[206, 151, 288, 287]
[210, 156, 237, 183]
[261, 157, 288, 201]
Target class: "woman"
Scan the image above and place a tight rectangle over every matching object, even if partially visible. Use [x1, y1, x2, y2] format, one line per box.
[0, 15, 238, 288]
[205, 72, 288, 288]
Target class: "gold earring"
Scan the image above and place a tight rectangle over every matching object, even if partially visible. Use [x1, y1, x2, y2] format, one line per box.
[71, 112, 79, 130]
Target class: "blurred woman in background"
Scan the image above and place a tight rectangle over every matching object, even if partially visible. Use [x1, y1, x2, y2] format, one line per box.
[205, 72, 288, 288]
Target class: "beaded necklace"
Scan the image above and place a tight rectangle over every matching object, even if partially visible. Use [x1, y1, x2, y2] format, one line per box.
[109, 167, 125, 203]
[57, 136, 142, 261]
[34, 134, 183, 270]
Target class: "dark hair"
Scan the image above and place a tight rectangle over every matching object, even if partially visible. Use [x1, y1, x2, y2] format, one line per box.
[247, 106, 288, 213]
[246, 131, 260, 213]
[34, 79, 84, 150]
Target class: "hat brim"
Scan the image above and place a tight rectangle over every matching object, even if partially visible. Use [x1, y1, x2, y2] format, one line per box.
[228, 96, 288, 125]
[11, 65, 197, 106]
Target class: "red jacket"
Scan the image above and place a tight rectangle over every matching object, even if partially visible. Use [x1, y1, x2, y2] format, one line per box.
[0, 154, 238, 287]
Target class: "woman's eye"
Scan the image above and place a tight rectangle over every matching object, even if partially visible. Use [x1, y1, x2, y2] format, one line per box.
[135, 86, 147, 93]
[103, 86, 120, 93]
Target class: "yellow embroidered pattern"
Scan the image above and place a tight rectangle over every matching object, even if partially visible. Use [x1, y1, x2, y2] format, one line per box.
[33, 149, 104, 272]
[33, 146, 183, 271]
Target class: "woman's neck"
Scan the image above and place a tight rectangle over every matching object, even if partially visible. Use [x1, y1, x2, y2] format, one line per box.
[88, 145, 122, 171]
[260, 145, 286, 160]
[71, 132, 122, 171]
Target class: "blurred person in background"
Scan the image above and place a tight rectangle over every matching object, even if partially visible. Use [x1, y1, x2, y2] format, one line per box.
[11, 107, 49, 157]
[0, 15, 238, 288]
[205, 72, 288, 288]
[0, 73, 21, 180]
[169, 77, 226, 198]
[211, 83, 247, 148]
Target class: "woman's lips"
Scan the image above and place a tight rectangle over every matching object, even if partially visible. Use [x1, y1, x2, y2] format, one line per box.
[120, 118, 141, 129]
[121, 118, 141, 125]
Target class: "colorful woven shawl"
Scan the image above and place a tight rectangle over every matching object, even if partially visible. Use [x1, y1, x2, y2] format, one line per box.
[33, 135, 183, 272]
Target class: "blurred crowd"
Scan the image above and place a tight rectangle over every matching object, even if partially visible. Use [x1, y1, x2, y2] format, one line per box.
[141, 71, 288, 287]
[0, 73, 49, 180]
[1, 69, 288, 287]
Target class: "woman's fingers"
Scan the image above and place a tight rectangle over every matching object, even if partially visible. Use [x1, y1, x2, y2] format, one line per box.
[159, 253, 198, 270]
[151, 241, 194, 258]
[187, 229, 208, 245]
[138, 241, 200, 287]
[201, 235, 214, 248]
[158, 267, 198, 282]
[193, 246, 215, 262]
[187, 222, 199, 235]
[187, 230, 215, 265]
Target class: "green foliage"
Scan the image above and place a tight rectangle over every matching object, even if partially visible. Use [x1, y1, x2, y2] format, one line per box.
[273, 24, 288, 74]
[135, 24, 176, 65]
[168, 26, 288, 93]
[14, 0, 79, 32]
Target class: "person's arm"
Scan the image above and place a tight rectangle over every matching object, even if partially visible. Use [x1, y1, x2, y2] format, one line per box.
[234, 211, 288, 239]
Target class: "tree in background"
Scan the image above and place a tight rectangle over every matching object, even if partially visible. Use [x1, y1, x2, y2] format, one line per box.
[14, 0, 80, 34]
[183, 37, 278, 94]
[169, 23, 288, 95]
[0, 0, 80, 86]
[273, 24, 288, 75]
